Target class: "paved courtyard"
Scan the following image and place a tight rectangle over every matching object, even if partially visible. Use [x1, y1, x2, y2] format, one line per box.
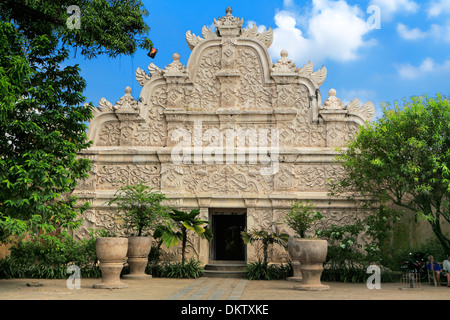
[1, 277, 449, 300]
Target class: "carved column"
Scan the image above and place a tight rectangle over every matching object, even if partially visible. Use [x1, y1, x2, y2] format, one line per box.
[113, 87, 145, 146]
[163, 53, 190, 149]
[198, 199, 211, 264]
[319, 89, 348, 147]
[164, 53, 189, 110]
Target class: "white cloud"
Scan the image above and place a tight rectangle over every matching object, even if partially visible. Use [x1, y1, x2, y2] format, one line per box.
[427, 0, 450, 17]
[339, 88, 376, 105]
[268, 0, 374, 64]
[369, 0, 419, 20]
[397, 58, 450, 79]
[397, 22, 450, 42]
[245, 20, 268, 33]
[397, 23, 428, 40]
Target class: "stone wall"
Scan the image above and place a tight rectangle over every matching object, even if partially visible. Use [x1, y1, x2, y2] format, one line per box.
[72, 7, 378, 264]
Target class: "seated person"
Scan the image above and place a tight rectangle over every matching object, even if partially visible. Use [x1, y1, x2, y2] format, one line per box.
[443, 254, 450, 287]
[427, 255, 450, 287]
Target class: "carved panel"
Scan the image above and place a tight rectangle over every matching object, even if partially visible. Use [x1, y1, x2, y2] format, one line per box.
[96, 121, 120, 146]
[183, 164, 273, 195]
[96, 164, 160, 189]
[236, 47, 272, 110]
[191, 48, 221, 111]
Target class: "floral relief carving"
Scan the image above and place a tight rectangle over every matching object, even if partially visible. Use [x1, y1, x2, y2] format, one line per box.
[236, 47, 272, 110]
[294, 164, 346, 191]
[295, 165, 328, 191]
[184, 164, 273, 195]
[96, 164, 160, 189]
[247, 208, 273, 231]
[192, 48, 221, 111]
[94, 209, 127, 236]
[97, 121, 120, 146]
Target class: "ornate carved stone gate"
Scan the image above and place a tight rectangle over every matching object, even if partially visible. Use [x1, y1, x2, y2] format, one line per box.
[73, 7, 375, 263]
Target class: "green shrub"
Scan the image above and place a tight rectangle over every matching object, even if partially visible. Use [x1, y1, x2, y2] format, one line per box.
[321, 245, 396, 283]
[384, 236, 448, 272]
[245, 260, 293, 280]
[0, 232, 100, 279]
[151, 259, 204, 279]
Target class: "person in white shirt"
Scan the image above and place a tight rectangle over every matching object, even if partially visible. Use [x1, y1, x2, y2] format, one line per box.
[442, 254, 450, 287]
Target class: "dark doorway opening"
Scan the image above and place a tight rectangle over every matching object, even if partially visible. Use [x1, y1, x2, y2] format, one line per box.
[211, 212, 246, 261]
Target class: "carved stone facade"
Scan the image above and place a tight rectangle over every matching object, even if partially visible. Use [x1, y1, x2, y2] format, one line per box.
[73, 7, 375, 264]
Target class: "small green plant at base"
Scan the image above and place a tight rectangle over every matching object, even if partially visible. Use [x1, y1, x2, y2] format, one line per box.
[151, 258, 204, 279]
[245, 260, 293, 280]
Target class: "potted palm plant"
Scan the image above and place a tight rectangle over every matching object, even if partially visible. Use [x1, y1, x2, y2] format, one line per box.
[284, 201, 329, 291]
[108, 182, 171, 279]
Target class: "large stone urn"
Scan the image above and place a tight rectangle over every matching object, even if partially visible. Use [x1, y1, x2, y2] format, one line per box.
[93, 237, 129, 289]
[288, 237, 329, 291]
[287, 261, 303, 282]
[123, 236, 153, 279]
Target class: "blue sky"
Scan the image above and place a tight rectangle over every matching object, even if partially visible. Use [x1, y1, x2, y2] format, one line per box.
[69, 0, 450, 120]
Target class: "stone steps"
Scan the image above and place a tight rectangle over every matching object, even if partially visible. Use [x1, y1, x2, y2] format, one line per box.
[204, 261, 247, 278]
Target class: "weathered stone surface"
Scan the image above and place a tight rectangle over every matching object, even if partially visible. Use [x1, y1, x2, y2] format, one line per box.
[73, 8, 375, 264]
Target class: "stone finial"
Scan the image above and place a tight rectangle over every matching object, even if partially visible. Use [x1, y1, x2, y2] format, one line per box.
[214, 6, 243, 37]
[115, 86, 138, 110]
[164, 53, 186, 74]
[272, 49, 298, 73]
[324, 88, 344, 109]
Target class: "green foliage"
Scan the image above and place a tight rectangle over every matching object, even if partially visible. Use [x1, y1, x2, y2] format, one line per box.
[245, 260, 293, 280]
[154, 209, 212, 264]
[330, 94, 450, 253]
[108, 183, 171, 237]
[0, 0, 153, 58]
[316, 210, 396, 283]
[150, 259, 204, 279]
[0, 21, 92, 240]
[284, 201, 323, 238]
[241, 225, 289, 265]
[385, 236, 448, 272]
[0, 232, 100, 279]
[0, 0, 153, 241]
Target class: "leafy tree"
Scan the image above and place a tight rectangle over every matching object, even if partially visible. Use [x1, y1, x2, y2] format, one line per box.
[155, 209, 212, 265]
[0, 0, 153, 241]
[329, 94, 450, 253]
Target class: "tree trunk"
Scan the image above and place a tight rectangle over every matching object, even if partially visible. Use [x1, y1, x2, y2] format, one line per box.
[181, 227, 187, 265]
[431, 219, 450, 253]
[263, 240, 268, 265]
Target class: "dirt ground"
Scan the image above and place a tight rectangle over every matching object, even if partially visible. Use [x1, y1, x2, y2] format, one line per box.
[0, 277, 448, 300]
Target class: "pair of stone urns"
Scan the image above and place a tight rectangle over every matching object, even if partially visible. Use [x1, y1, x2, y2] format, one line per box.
[93, 236, 329, 291]
[93, 236, 152, 289]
